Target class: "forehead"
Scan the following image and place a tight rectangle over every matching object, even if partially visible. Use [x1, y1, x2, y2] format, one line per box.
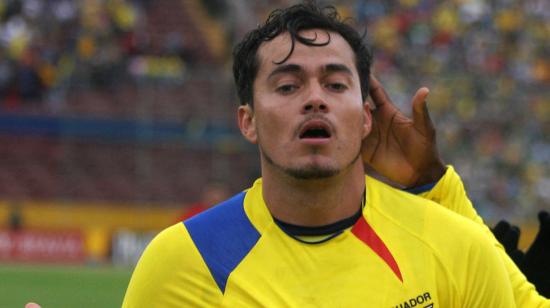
[256, 29, 356, 74]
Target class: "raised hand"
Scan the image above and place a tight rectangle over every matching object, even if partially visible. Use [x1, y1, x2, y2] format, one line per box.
[491, 220, 525, 266]
[521, 211, 550, 297]
[362, 75, 446, 188]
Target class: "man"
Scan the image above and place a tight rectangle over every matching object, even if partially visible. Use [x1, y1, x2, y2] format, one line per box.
[122, 3, 543, 307]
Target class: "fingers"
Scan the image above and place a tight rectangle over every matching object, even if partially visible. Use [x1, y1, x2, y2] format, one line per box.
[411, 87, 434, 134]
[370, 76, 434, 135]
[368, 75, 393, 109]
[491, 220, 524, 267]
[538, 210, 549, 224]
[492, 220, 512, 242]
[503, 225, 521, 250]
[537, 210, 550, 237]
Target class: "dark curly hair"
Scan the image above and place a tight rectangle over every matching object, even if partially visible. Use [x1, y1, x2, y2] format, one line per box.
[232, 2, 373, 107]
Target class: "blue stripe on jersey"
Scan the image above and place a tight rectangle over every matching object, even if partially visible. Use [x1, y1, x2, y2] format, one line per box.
[403, 182, 436, 194]
[184, 191, 260, 293]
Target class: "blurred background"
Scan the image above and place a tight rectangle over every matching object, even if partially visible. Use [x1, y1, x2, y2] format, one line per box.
[0, 0, 548, 306]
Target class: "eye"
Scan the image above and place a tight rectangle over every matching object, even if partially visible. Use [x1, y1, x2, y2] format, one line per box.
[276, 84, 299, 94]
[326, 82, 348, 92]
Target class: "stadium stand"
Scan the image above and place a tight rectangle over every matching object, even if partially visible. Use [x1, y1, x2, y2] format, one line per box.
[0, 0, 548, 226]
[0, 0, 252, 209]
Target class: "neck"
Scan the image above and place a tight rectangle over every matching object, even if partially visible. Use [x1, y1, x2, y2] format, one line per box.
[261, 160, 366, 226]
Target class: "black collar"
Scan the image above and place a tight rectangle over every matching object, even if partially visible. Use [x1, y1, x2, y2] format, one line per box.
[272, 190, 366, 244]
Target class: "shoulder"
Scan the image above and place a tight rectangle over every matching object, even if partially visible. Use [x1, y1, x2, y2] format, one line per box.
[124, 198, 257, 307]
[183, 191, 262, 293]
[131, 189, 262, 297]
[183, 190, 261, 259]
[138, 222, 197, 269]
[184, 191, 248, 227]
[184, 191, 261, 244]
[123, 222, 212, 307]
[365, 175, 493, 252]
[366, 176, 515, 306]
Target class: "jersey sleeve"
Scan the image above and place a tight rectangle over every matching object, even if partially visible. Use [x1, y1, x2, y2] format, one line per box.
[455, 224, 515, 308]
[122, 223, 222, 308]
[418, 165, 550, 306]
[417, 165, 483, 224]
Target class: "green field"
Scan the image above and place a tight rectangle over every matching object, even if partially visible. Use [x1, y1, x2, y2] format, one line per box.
[0, 263, 133, 308]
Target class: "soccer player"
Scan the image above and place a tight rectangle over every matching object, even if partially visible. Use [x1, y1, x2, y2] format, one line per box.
[366, 75, 550, 306]
[122, 3, 543, 307]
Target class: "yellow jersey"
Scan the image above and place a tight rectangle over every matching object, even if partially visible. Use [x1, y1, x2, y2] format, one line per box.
[419, 166, 549, 307]
[123, 172, 515, 307]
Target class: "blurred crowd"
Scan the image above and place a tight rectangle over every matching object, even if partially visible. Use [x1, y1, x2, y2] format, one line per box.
[1, 0, 549, 221]
[0, 0, 186, 112]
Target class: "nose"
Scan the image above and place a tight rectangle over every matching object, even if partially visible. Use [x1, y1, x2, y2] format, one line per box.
[302, 83, 329, 113]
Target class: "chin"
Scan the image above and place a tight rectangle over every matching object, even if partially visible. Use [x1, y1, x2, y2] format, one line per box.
[261, 147, 347, 180]
[284, 164, 340, 180]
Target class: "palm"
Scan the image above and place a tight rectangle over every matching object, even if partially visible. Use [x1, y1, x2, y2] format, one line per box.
[362, 76, 445, 187]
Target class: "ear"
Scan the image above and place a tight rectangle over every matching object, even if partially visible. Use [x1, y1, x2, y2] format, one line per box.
[238, 104, 257, 144]
[362, 102, 372, 139]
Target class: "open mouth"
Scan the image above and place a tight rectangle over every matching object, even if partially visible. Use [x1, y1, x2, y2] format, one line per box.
[299, 121, 332, 139]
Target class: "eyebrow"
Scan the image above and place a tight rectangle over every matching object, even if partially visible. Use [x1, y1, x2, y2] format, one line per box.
[267, 64, 302, 80]
[267, 63, 354, 80]
[323, 63, 353, 76]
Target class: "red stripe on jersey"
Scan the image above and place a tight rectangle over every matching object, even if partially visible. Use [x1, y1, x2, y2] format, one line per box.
[351, 216, 403, 282]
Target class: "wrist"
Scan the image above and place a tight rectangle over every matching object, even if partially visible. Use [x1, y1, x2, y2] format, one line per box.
[411, 161, 446, 188]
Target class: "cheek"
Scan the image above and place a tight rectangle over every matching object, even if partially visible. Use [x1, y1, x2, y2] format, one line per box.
[342, 106, 366, 133]
[254, 96, 292, 131]
[255, 110, 288, 142]
[340, 117, 367, 148]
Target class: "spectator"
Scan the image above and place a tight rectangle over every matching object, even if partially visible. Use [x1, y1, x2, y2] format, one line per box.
[175, 182, 230, 222]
